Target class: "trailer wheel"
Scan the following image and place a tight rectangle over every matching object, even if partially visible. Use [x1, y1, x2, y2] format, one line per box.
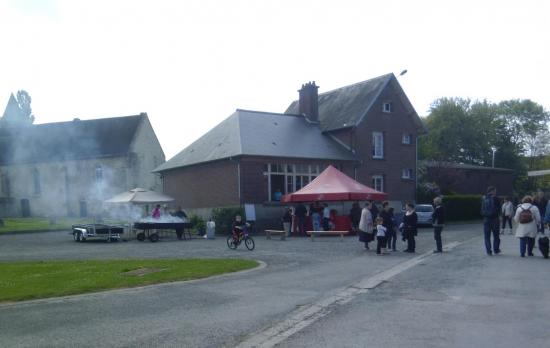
[136, 232, 146, 242]
[149, 233, 159, 243]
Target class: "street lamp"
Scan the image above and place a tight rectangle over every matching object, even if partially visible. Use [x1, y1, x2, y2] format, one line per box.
[491, 146, 497, 168]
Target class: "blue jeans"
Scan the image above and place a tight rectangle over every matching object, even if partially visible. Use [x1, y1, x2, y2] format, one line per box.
[483, 217, 500, 254]
[519, 237, 535, 256]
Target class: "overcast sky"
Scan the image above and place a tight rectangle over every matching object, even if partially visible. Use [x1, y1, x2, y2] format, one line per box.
[1, 0, 548, 159]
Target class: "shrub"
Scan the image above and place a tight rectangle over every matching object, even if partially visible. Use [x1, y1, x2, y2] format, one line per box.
[442, 194, 482, 221]
[211, 207, 245, 235]
[188, 214, 206, 235]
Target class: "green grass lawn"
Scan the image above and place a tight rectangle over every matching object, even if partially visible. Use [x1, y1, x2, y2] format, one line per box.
[0, 258, 258, 303]
[0, 218, 125, 233]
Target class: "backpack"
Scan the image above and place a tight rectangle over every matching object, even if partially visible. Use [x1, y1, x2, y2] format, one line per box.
[518, 205, 534, 224]
[481, 195, 495, 217]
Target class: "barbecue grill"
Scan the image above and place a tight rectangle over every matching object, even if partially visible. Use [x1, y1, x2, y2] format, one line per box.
[133, 222, 193, 242]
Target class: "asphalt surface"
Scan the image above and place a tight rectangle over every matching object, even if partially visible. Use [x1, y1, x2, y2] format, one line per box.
[1, 225, 546, 347]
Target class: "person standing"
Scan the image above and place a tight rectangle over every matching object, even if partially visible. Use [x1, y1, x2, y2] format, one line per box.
[294, 203, 307, 236]
[379, 202, 395, 251]
[358, 202, 374, 250]
[375, 217, 387, 255]
[349, 202, 362, 234]
[432, 197, 445, 253]
[501, 196, 514, 235]
[322, 203, 331, 231]
[513, 196, 541, 257]
[534, 191, 547, 234]
[402, 203, 418, 253]
[481, 186, 501, 255]
[369, 201, 379, 220]
[151, 204, 161, 219]
[282, 207, 292, 237]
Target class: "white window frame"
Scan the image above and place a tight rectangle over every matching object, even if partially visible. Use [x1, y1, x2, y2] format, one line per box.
[266, 163, 325, 201]
[383, 102, 393, 113]
[372, 175, 384, 192]
[402, 133, 412, 145]
[372, 132, 384, 159]
[402, 168, 413, 179]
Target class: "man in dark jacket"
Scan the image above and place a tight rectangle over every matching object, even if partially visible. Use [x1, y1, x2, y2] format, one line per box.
[295, 203, 307, 236]
[432, 197, 445, 253]
[481, 186, 501, 255]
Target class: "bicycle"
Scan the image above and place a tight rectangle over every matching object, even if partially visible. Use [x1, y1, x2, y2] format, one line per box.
[227, 224, 255, 251]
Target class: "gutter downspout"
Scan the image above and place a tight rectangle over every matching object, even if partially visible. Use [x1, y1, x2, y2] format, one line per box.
[237, 162, 242, 205]
[415, 136, 418, 203]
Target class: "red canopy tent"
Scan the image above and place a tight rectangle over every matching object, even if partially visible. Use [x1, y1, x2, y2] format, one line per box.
[281, 165, 388, 203]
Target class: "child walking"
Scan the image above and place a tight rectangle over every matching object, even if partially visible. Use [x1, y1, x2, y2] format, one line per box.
[376, 217, 387, 255]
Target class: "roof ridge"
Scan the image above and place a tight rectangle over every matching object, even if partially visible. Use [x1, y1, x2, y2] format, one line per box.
[236, 108, 302, 117]
[318, 73, 393, 97]
[32, 114, 144, 126]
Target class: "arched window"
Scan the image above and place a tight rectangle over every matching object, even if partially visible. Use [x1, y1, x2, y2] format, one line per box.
[32, 168, 41, 195]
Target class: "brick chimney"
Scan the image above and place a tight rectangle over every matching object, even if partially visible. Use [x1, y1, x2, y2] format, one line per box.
[298, 81, 319, 123]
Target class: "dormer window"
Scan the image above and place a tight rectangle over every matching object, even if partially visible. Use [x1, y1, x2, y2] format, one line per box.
[383, 102, 393, 113]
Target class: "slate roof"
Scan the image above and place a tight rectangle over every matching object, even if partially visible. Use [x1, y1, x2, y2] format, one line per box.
[154, 109, 357, 172]
[285, 73, 425, 133]
[0, 114, 144, 165]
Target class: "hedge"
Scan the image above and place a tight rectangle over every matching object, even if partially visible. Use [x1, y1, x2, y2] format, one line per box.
[442, 194, 483, 221]
[211, 207, 245, 235]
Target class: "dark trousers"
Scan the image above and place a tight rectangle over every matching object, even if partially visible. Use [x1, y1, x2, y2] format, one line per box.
[519, 237, 535, 256]
[376, 236, 387, 254]
[322, 217, 330, 231]
[386, 228, 397, 250]
[483, 217, 500, 254]
[501, 216, 512, 229]
[406, 233, 416, 252]
[297, 216, 306, 235]
[434, 226, 443, 252]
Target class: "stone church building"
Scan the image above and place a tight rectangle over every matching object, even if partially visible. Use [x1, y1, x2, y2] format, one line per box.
[0, 95, 164, 217]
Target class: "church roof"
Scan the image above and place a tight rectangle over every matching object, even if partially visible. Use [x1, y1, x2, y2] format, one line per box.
[0, 114, 145, 165]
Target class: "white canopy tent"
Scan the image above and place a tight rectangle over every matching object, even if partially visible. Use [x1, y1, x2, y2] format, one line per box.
[104, 188, 175, 204]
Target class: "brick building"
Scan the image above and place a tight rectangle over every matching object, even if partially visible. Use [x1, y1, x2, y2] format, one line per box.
[155, 73, 426, 219]
[420, 161, 514, 197]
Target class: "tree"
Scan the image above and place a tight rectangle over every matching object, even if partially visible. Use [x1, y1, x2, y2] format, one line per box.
[16, 90, 35, 125]
[496, 99, 550, 158]
[0, 90, 35, 127]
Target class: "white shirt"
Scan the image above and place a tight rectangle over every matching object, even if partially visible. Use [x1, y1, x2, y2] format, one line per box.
[376, 224, 386, 237]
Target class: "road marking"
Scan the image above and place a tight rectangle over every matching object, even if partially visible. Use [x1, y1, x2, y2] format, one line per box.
[236, 240, 467, 348]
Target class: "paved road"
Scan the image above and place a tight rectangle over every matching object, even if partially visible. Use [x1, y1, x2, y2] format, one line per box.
[276, 233, 550, 348]
[2, 225, 545, 347]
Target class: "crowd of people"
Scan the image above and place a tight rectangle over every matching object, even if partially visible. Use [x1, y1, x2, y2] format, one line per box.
[355, 200, 439, 255]
[482, 186, 549, 258]
[283, 198, 445, 255]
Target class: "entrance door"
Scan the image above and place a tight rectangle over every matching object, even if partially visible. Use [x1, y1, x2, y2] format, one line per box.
[20, 199, 31, 217]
